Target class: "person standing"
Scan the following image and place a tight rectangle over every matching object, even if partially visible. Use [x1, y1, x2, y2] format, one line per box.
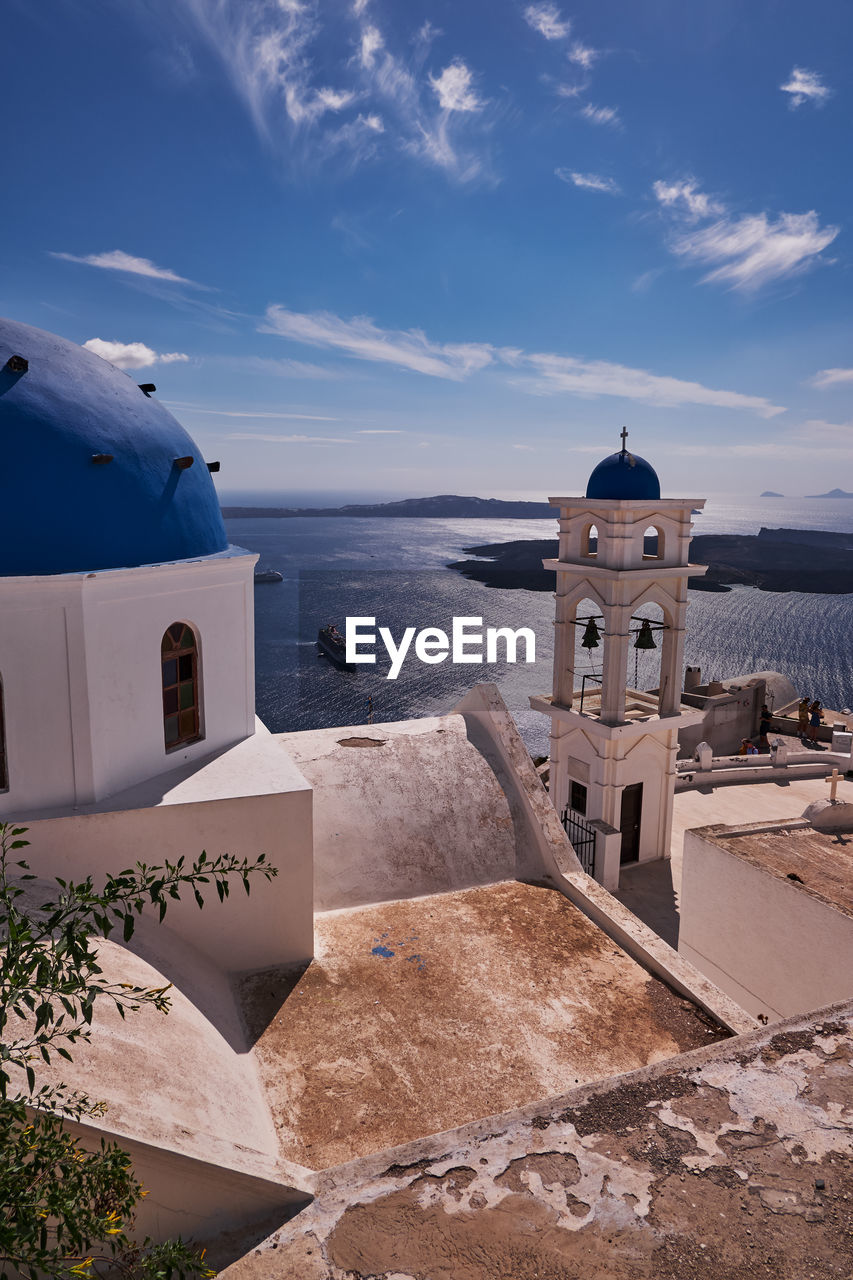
[798, 696, 810, 738]
[809, 700, 823, 744]
[759, 703, 772, 747]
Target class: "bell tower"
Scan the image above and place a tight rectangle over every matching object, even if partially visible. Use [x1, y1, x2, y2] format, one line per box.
[530, 431, 707, 883]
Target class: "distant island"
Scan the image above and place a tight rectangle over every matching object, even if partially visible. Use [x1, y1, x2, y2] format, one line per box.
[221, 494, 554, 519]
[449, 526, 853, 595]
[806, 488, 853, 499]
[760, 490, 784, 498]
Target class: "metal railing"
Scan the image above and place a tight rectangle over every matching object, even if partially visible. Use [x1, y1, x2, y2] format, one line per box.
[561, 808, 596, 876]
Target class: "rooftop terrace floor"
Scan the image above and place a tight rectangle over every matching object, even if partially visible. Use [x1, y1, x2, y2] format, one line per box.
[225, 1003, 853, 1280]
[240, 881, 725, 1169]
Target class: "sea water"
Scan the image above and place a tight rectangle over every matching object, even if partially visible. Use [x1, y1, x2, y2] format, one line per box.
[225, 495, 853, 756]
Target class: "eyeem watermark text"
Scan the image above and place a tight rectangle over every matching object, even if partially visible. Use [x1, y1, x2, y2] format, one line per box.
[346, 616, 536, 680]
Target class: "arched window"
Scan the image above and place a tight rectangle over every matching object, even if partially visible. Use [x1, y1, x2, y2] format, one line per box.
[0, 677, 7, 791]
[581, 523, 598, 557]
[161, 623, 201, 750]
[643, 526, 664, 560]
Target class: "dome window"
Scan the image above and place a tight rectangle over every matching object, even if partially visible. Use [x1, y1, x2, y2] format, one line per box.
[161, 623, 202, 750]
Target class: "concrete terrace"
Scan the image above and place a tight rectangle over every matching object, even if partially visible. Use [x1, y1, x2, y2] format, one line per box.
[240, 880, 725, 1169]
[615, 772, 853, 947]
[225, 1001, 853, 1280]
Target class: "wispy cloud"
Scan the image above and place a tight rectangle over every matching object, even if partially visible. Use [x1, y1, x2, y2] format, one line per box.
[512, 353, 785, 417]
[52, 250, 201, 286]
[227, 432, 356, 444]
[182, 0, 352, 133]
[580, 103, 619, 127]
[359, 19, 488, 180]
[671, 210, 839, 293]
[524, 3, 571, 40]
[229, 355, 345, 379]
[653, 179, 725, 221]
[262, 304, 495, 379]
[798, 418, 853, 444]
[358, 22, 383, 70]
[554, 80, 588, 99]
[179, 0, 489, 182]
[169, 404, 338, 420]
[809, 368, 853, 390]
[653, 174, 839, 293]
[83, 338, 189, 370]
[261, 303, 783, 417]
[780, 67, 831, 109]
[631, 268, 663, 293]
[356, 428, 404, 434]
[429, 60, 483, 112]
[568, 41, 598, 69]
[556, 168, 620, 194]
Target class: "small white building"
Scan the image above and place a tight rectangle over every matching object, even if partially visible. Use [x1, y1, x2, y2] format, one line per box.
[680, 798, 853, 1022]
[530, 434, 706, 887]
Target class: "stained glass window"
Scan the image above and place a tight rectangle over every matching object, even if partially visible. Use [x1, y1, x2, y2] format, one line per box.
[161, 624, 201, 750]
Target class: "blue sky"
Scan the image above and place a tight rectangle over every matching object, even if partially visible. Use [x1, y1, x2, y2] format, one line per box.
[2, 0, 852, 498]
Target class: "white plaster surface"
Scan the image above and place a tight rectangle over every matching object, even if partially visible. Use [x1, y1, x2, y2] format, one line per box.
[0, 550, 258, 814]
[679, 824, 853, 1021]
[22, 923, 281, 1165]
[278, 713, 518, 911]
[15, 727, 314, 974]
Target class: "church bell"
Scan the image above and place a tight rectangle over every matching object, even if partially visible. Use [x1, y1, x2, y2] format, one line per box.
[634, 619, 657, 650]
[581, 617, 602, 649]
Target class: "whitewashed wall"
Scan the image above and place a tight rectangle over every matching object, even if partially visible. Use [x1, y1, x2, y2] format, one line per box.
[680, 829, 853, 1021]
[17, 784, 314, 973]
[0, 548, 257, 814]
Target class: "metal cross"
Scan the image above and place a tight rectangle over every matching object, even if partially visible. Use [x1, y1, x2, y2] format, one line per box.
[620, 425, 629, 451]
[826, 767, 841, 802]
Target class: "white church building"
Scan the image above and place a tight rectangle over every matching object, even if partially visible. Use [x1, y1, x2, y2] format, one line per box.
[13, 316, 850, 1263]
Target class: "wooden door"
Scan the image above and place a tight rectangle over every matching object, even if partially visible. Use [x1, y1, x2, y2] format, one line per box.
[619, 783, 643, 864]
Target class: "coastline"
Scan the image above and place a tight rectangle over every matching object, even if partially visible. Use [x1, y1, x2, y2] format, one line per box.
[448, 528, 853, 595]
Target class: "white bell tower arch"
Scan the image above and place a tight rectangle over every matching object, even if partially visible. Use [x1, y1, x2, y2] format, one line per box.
[530, 431, 707, 883]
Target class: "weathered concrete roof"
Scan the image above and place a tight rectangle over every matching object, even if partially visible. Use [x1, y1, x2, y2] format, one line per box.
[276, 715, 520, 910]
[240, 880, 726, 1170]
[223, 1001, 853, 1279]
[693, 820, 853, 919]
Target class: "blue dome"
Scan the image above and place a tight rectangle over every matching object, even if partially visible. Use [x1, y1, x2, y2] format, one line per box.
[586, 448, 661, 501]
[0, 318, 227, 576]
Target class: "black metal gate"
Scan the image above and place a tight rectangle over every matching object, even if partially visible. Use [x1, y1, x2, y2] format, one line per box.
[561, 809, 596, 876]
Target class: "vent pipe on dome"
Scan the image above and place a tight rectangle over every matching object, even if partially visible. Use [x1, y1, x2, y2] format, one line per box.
[138, 383, 156, 397]
[206, 461, 220, 473]
[5, 354, 28, 373]
[91, 453, 114, 465]
[173, 456, 194, 470]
